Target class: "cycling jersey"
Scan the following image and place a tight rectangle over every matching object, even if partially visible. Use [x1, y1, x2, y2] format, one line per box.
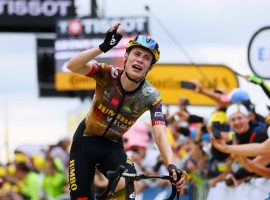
[69, 63, 166, 200]
[83, 63, 166, 141]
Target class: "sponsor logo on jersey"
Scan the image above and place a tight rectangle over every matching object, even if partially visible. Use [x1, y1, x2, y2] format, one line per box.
[69, 160, 78, 191]
[154, 112, 163, 118]
[143, 86, 154, 96]
[129, 192, 136, 199]
[111, 67, 118, 78]
[123, 106, 132, 114]
[111, 97, 119, 107]
[103, 90, 111, 102]
[94, 106, 104, 119]
[152, 120, 166, 126]
[97, 103, 135, 127]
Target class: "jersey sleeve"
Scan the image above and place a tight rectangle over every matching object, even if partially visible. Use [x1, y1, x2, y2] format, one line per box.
[150, 100, 166, 126]
[85, 63, 101, 77]
[85, 63, 116, 83]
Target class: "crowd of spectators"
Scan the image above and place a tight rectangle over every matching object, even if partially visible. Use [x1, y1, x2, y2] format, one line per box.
[0, 139, 71, 200]
[0, 74, 269, 200]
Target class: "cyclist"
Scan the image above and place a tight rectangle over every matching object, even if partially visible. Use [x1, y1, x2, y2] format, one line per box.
[67, 23, 187, 200]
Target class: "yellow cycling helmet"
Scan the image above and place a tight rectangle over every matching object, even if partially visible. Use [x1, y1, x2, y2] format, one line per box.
[126, 35, 160, 63]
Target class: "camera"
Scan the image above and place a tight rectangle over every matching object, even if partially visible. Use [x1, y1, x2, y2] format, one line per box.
[224, 177, 234, 187]
[180, 81, 196, 90]
[200, 125, 208, 134]
[177, 121, 190, 136]
[181, 98, 190, 106]
[211, 122, 230, 139]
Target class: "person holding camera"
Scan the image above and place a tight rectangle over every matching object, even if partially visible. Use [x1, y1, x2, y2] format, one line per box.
[200, 111, 233, 188]
[217, 104, 268, 187]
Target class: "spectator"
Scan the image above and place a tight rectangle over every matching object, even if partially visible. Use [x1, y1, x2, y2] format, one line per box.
[228, 88, 265, 123]
[41, 157, 66, 199]
[49, 137, 71, 168]
[222, 104, 268, 187]
[15, 163, 40, 200]
[204, 112, 233, 188]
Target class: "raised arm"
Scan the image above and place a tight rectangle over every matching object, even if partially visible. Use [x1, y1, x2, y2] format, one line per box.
[212, 138, 270, 157]
[246, 75, 270, 99]
[67, 23, 123, 75]
[192, 81, 229, 108]
[67, 47, 103, 75]
[236, 154, 270, 178]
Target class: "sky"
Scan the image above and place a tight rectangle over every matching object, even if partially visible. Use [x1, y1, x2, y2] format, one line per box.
[0, 0, 270, 163]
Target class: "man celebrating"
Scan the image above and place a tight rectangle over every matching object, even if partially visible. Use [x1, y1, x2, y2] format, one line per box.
[66, 23, 187, 199]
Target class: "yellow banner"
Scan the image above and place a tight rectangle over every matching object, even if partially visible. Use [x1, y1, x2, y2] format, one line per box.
[147, 64, 238, 105]
[56, 72, 96, 90]
[55, 64, 238, 105]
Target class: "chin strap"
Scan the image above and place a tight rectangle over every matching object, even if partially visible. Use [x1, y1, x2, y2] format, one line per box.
[123, 61, 153, 84]
[124, 71, 145, 84]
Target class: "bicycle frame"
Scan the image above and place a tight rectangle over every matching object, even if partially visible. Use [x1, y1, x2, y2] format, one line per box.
[95, 165, 180, 200]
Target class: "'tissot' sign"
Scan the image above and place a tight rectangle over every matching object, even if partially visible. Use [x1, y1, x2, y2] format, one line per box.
[0, 0, 75, 32]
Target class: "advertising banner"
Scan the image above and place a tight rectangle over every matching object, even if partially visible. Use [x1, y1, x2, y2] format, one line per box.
[57, 63, 238, 105]
[0, 0, 75, 32]
[148, 64, 238, 105]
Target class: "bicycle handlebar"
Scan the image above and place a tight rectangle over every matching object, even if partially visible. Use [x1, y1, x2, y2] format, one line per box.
[95, 165, 182, 200]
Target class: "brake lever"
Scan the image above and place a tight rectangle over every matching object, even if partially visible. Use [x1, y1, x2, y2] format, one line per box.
[107, 165, 126, 195]
[95, 165, 126, 200]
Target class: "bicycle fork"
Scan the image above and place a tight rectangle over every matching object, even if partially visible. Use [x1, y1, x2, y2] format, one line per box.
[125, 179, 135, 200]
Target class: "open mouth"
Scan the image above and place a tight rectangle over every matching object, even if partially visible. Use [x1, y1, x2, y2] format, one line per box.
[132, 65, 142, 72]
[234, 125, 242, 131]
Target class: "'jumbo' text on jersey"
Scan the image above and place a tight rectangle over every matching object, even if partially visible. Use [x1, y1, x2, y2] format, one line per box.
[83, 63, 166, 141]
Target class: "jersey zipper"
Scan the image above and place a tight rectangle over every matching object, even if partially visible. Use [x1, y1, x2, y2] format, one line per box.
[102, 91, 126, 138]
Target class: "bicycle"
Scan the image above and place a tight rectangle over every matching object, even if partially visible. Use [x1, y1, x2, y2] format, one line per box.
[94, 165, 184, 200]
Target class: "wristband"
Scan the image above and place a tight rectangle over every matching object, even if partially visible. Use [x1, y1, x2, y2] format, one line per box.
[167, 164, 183, 182]
[167, 164, 177, 174]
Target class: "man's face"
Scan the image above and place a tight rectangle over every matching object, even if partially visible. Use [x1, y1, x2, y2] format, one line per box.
[124, 47, 153, 80]
[229, 113, 249, 134]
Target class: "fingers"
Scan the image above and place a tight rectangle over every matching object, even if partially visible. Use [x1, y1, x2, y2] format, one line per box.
[109, 23, 125, 37]
[118, 28, 125, 36]
[172, 169, 178, 182]
[175, 177, 186, 193]
[211, 137, 224, 150]
[109, 23, 121, 32]
[175, 171, 188, 194]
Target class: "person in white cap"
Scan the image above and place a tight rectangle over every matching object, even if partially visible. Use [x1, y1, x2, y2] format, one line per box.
[214, 104, 268, 187]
